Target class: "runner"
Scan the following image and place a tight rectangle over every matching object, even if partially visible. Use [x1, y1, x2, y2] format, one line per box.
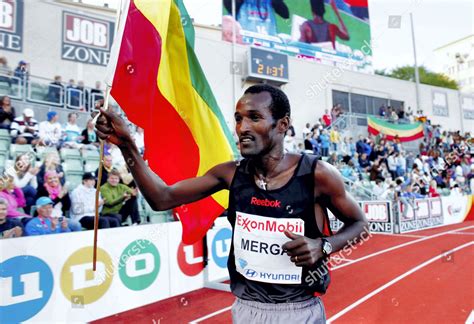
[95, 84, 368, 323]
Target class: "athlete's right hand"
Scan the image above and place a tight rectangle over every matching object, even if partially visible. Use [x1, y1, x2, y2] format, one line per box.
[94, 101, 133, 148]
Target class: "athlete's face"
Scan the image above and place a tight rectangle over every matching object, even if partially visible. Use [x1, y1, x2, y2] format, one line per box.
[235, 92, 285, 158]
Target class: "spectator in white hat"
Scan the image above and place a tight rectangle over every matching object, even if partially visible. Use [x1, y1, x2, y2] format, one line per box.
[10, 108, 39, 145]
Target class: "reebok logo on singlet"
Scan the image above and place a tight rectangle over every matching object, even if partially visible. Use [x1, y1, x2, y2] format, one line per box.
[250, 197, 281, 208]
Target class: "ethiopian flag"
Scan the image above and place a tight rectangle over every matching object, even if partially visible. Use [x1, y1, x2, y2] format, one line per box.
[106, 0, 238, 244]
[367, 116, 424, 142]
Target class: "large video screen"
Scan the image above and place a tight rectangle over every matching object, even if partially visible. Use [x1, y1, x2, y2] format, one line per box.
[223, 0, 371, 73]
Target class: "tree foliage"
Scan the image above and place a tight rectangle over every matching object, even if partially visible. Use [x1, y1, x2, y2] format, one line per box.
[375, 66, 459, 90]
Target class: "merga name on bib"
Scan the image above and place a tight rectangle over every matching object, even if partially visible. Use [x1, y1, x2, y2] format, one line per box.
[234, 211, 305, 284]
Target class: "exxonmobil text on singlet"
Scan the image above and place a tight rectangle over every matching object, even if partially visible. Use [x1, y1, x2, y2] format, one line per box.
[233, 212, 305, 285]
[236, 213, 304, 233]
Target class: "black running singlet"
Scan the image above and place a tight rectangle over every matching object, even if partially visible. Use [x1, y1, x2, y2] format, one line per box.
[227, 154, 331, 303]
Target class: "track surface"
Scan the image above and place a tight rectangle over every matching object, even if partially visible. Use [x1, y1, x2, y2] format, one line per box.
[94, 222, 474, 324]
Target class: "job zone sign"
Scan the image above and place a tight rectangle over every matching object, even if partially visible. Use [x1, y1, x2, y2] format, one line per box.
[62, 11, 114, 66]
[0, 0, 24, 52]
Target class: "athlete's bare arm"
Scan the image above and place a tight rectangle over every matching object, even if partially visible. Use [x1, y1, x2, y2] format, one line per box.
[283, 160, 368, 267]
[95, 107, 235, 211]
[314, 161, 368, 250]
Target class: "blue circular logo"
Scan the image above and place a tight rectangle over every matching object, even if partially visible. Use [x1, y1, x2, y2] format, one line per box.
[0, 256, 54, 323]
[212, 228, 232, 268]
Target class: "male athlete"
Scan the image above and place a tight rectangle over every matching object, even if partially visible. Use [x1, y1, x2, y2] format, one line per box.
[95, 84, 368, 323]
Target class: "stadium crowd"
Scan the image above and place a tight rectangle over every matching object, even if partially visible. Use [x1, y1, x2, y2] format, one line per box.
[0, 91, 473, 239]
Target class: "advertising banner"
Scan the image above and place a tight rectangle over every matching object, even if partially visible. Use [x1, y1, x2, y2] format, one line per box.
[398, 198, 444, 233]
[330, 200, 394, 233]
[0, 0, 24, 52]
[222, 0, 372, 72]
[441, 195, 474, 225]
[205, 217, 233, 282]
[0, 224, 170, 322]
[61, 11, 115, 66]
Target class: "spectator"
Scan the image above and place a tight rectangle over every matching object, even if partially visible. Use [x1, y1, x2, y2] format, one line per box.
[0, 56, 13, 83]
[10, 108, 39, 145]
[372, 178, 386, 198]
[302, 122, 312, 138]
[378, 104, 386, 117]
[47, 75, 64, 104]
[108, 143, 127, 169]
[97, 154, 114, 186]
[311, 121, 323, 137]
[70, 172, 120, 230]
[13, 60, 29, 86]
[397, 106, 405, 121]
[66, 79, 80, 108]
[284, 129, 298, 153]
[288, 125, 296, 137]
[38, 111, 62, 147]
[0, 177, 29, 219]
[133, 126, 145, 154]
[303, 132, 318, 155]
[358, 153, 370, 171]
[100, 169, 140, 225]
[319, 129, 330, 157]
[428, 180, 440, 197]
[81, 118, 100, 150]
[340, 161, 357, 181]
[387, 152, 397, 180]
[0, 198, 23, 239]
[37, 151, 65, 188]
[5, 153, 39, 214]
[0, 95, 16, 129]
[348, 137, 356, 157]
[327, 152, 338, 165]
[399, 185, 421, 218]
[25, 197, 70, 236]
[356, 135, 365, 154]
[339, 136, 349, 157]
[77, 80, 89, 111]
[63, 112, 82, 148]
[388, 108, 398, 123]
[330, 125, 340, 152]
[396, 151, 407, 177]
[322, 109, 332, 127]
[36, 170, 71, 218]
[90, 81, 104, 105]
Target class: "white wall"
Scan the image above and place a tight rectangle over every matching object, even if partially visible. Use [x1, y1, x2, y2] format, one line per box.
[1, 3, 470, 135]
[2, 1, 114, 89]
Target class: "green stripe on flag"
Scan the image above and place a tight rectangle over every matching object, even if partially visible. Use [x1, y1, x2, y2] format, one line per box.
[368, 116, 422, 130]
[176, 0, 239, 158]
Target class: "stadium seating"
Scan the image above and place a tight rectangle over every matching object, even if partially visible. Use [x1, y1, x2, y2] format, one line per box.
[10, 144, 35, 159]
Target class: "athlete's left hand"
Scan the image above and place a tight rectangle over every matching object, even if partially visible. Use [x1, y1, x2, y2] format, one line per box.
[282, 231, 323, 267]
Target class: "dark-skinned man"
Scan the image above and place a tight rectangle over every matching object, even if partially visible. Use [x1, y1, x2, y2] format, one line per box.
[95, 84, 368, 323]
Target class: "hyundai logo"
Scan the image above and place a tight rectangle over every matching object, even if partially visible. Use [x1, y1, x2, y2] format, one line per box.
[245, 269, 258, 278]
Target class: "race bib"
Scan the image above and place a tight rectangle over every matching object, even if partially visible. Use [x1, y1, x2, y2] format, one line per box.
[234, 211, 305, 284]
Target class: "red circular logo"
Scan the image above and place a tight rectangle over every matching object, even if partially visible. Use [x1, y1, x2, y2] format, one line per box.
[177, 241, 204, 276]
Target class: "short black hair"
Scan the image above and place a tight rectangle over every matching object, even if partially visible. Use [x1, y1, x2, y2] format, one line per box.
[244, 84, 291, 121]
[310, 0, 325, 17]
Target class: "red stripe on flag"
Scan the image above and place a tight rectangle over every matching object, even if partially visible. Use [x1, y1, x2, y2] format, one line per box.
[111, 1, 199, 182]
[368, 125, 423, 142]
[110, 1, 223, 243]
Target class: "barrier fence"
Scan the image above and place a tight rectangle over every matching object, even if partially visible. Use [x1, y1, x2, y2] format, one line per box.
[0, 195, 473, 322]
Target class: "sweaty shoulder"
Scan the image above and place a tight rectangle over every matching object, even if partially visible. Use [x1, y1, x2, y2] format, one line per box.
[314, 160, 345, 197]
[207, 160, 238, 189]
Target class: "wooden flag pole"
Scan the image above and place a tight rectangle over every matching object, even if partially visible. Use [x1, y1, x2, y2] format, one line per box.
[93, 86, 111, 271]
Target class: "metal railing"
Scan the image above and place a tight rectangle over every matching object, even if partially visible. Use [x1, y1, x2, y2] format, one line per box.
[0, 72, 113, 111]
[0, 74, 23, 99]
[343, 177, 378, 200]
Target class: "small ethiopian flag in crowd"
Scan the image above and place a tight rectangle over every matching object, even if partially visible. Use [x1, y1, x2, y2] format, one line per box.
[367, 116, 424, 142]
[106, 0, 238, 244]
